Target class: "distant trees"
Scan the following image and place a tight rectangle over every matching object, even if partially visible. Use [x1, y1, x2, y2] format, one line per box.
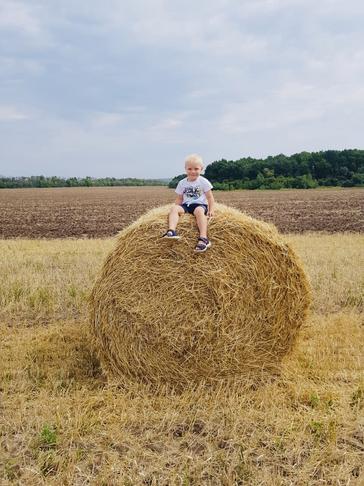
[168, 149, 364, 190]
[168, 174, 185, 189]
[3, 149, 364, 190]
[0, 176, 169, 189]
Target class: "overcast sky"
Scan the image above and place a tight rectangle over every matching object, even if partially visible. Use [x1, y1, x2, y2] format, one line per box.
[1, 0, 363, 178]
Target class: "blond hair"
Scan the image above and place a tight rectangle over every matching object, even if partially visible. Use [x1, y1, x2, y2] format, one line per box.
[184, 153, 204, 168]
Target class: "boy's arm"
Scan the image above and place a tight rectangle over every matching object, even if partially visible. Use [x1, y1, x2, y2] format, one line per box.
[175, 194, 183, 205]
[205, 190, 215, 217]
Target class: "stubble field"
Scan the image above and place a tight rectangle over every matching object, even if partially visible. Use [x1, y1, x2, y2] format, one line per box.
[1, 187, 363, 485]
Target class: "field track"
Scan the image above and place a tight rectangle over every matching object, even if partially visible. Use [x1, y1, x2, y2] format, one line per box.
[0, 186, 363, 238]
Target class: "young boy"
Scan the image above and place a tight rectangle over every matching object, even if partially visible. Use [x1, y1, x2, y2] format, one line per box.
[162, 154, 215, 252]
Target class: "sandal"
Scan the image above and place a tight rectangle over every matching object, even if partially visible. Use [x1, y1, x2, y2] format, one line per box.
[162, 229, 180, 239]
[194, 237, 211, 253]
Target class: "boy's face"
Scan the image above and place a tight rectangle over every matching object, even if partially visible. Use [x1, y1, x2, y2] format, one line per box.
[185, 162, 203, 180]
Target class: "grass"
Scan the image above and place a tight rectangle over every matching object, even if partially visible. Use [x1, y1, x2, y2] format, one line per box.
[1, 234, 363, 485]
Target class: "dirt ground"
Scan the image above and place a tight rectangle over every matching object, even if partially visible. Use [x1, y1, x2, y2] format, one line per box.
[0, 186, 363, 238]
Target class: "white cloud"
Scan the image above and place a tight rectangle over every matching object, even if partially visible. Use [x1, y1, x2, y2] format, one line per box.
[89, 112, 124, 128]
[219, 74, 364, 136]
[0, 0, 42, 35]
[0, 56, 45, 76]
[235, 0, 364, 16]
[145, 111, 197, 144]
[148, 110, 194, 130]
[0, 105, 30, 121]
[128, 8, 267, 59]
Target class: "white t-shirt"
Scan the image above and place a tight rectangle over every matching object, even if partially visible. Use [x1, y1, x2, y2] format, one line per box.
[175, 176, 213, 205]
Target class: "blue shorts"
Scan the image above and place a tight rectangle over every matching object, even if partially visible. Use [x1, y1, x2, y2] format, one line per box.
[181, 203, 208, 215]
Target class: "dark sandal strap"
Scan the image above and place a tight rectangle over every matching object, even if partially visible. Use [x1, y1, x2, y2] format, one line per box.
[163, 229, 176, 237]
[195, 236, 209, 250]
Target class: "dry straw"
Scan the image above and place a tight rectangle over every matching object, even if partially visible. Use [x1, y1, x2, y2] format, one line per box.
[90, 203, 312, 389]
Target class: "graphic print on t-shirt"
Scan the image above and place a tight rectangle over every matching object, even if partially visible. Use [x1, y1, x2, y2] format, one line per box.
[184, 186, 202, 200]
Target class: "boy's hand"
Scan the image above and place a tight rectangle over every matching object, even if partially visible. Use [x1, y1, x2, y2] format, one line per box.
[207, 209, 214, 219]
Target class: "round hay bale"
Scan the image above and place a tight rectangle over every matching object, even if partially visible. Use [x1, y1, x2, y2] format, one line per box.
[90, 203, 311, 387]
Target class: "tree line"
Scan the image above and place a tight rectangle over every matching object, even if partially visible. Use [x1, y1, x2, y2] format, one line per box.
[169, 149, 364, 190]
[0, 176, 169, 189]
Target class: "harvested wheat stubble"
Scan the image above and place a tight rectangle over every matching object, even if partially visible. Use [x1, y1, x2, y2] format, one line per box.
[90, 203, 312, 388]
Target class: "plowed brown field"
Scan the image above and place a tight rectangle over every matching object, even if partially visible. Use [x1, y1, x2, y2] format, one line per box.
[0, 186, 362, 238]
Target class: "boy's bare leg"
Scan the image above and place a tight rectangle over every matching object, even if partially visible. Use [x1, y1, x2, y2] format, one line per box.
[193, 206, 208, 238]
[168, 204, 185, 230]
